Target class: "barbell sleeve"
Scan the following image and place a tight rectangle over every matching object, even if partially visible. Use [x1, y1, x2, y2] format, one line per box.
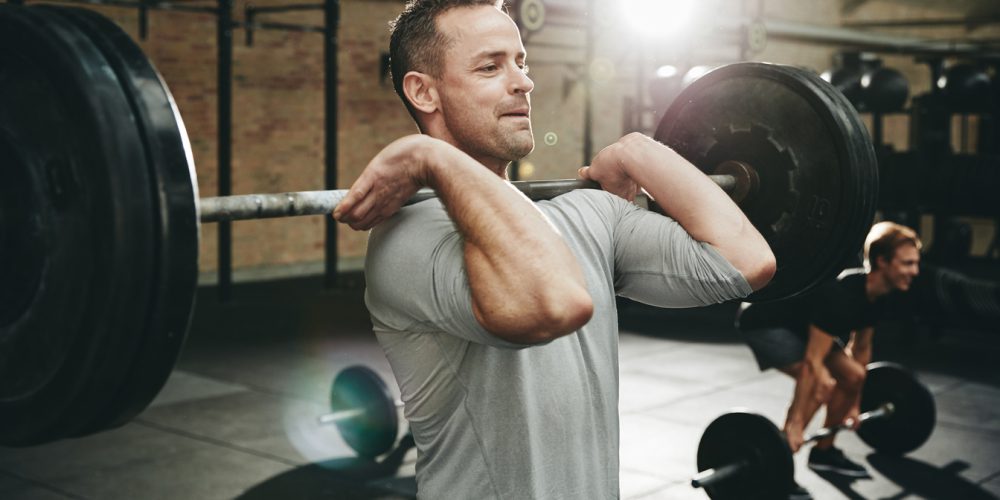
[802, 402, 895, 443]
[691, 460, 750, 489]
[199, 175, 739, 223]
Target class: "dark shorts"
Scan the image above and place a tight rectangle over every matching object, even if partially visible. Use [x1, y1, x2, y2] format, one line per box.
[743, 327, 846, 371]
[743, 327, 807, 371]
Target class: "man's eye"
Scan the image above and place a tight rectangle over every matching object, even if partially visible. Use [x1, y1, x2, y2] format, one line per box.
[481, 64, 498, 72]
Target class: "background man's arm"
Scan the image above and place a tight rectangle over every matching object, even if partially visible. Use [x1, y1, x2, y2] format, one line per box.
[784, 325, 837, 451]
[848, 327, 874, 367]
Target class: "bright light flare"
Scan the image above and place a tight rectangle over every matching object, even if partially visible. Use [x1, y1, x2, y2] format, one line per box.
[655, 65, 678, 78]
[620, 0, 697, 40]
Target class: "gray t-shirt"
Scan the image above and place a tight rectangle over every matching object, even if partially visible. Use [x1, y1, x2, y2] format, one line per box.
[364, 189, 751, 499]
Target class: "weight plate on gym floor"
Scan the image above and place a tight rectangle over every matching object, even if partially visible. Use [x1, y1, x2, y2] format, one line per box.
[858, 362, 936, 455]
[330, 365, 399, 458]
[696, 411, 794, 500]
[45, 5, 200, 439]
[655, 62, 878, 302]
[0, 5, 156, 445]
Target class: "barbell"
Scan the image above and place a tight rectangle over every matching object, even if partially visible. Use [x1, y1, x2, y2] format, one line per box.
[691, 362, 936, 500]
[0, 4, 878, 446]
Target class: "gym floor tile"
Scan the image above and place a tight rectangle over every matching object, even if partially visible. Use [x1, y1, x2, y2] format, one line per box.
[641, 382, 793, 428]
[619, 469, 673, 499]
[0, 472, 76, 500]
[982, 474, 1000, 497]
[618, 369, 700, 412]
[149, 370, 251, 408]
[0, 424, 291, 500]
[628, 479, 714, 500]
[933, 381, 1000, 431]
[619, 338, 761, 388]
[619, 414, 704, 478]
[900, 422, 1000, 483]
[139, 389, 355, 465]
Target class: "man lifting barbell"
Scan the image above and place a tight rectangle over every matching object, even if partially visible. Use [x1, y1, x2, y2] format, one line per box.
[737, 221, 921, 498]
[0, 0, 878, 493]
[332, 1, 774, 497]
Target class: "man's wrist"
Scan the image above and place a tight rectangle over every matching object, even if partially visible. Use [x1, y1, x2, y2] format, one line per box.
[413, 136, 449, 190]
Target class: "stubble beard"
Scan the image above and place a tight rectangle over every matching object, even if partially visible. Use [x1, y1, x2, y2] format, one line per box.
[498, 125, 534, 161]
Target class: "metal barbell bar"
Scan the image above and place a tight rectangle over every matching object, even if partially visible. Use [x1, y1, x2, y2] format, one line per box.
[198, 175, 743, 223]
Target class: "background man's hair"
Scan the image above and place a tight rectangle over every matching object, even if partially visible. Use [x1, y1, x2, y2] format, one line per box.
[388, 0, 506, 124]
[864, 221, 922, 270]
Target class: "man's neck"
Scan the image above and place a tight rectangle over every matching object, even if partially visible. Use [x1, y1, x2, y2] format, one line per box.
[865, 271, 892, 301]
[421, 128, 511, 179]
[473, 156, 511, 179]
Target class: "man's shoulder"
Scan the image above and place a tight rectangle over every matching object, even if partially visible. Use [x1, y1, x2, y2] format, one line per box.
[368, 198, 454, 251]
[372, 198, 448, 231]
[834, 268, 868, 295]
[539, 188, 631, 215]
[837, 267, 867, 282]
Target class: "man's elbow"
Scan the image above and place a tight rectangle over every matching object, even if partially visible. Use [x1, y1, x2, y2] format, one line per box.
[485, 287, 594, 345]
[743, 247, 776, 292]
[541, 288, 595, 341]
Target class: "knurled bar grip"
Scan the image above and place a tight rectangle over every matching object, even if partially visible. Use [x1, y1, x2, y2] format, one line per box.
[199, 175, 738, 223]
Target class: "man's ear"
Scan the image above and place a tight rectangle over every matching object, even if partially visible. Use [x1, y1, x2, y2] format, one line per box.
[403, 71, 438, 114]
[874, 255, 889, 271]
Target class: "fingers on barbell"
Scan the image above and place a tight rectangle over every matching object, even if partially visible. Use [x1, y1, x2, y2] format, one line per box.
[333, 184, 371, 223]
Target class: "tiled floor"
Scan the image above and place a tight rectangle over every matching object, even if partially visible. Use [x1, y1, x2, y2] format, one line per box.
[1, 277, 998, 499]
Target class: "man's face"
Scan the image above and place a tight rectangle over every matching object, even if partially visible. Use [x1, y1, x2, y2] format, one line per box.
[880, 244, 920, 292]
[432, 5, 534, 165]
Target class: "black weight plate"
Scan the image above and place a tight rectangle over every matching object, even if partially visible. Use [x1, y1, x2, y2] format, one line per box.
[0, 5, 156, 445]
[858, 362, 936, 455]
[811, 71, 880, 273]
[696, 411, 794, 500]
[330, 366, 399, 458]
[45, 6, 200, 438]
[656, 63, 878, 302]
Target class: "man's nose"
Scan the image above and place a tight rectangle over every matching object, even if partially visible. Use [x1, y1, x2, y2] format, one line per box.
[511, 68, 534, 94]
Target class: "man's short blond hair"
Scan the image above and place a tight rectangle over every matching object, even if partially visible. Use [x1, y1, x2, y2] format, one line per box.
[864, 221, 922, 270]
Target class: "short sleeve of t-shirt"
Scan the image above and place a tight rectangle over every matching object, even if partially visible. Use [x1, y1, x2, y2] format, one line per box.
[364, 199, 527, 349]
[608, 197, 753, 307]
[806, 280, 856, 344]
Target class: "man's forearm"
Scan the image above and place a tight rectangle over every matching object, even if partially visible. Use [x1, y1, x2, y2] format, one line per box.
[849, 328, 874, 367]
[425, 144, 593, 344]
[787, 361, 828, 429]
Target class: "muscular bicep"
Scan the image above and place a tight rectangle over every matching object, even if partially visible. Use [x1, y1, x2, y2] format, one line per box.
[612, 204, 752, 307]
